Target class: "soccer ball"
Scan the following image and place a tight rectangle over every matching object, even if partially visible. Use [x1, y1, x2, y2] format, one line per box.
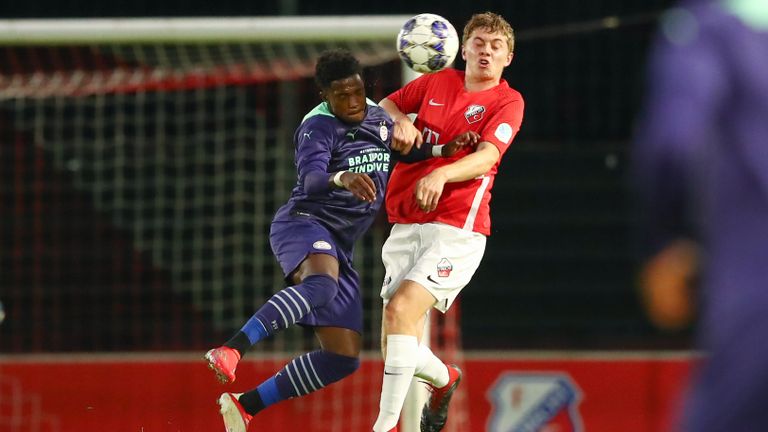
[397, 13, 459, 74]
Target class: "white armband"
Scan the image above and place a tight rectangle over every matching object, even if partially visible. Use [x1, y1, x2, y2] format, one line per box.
[332, 171, 347, 187]
[432, 145, 445, 157]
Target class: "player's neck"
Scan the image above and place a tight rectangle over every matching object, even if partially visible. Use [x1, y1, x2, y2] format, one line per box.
[464, 75, 501, 92]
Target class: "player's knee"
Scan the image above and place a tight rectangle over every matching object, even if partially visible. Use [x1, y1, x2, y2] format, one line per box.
[383, 299, 410, 328]
[330, 352, 361, 377]
[300, 273, 339, 308]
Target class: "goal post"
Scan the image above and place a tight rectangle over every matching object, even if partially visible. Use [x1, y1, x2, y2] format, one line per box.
[0, 16, 413, 44]
[0, 16, 465, 432]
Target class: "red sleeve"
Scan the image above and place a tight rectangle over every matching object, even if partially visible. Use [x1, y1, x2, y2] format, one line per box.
[384, 73, 432, 114]
[480, 94, 524, 157]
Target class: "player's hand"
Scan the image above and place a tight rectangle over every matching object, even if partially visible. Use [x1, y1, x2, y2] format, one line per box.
[391, 117, 423, 155]
[414, 169, 448, 212]
[640, 239, 698, 330]
[339, 172, 377, 202]
[442, 131, 480, 157]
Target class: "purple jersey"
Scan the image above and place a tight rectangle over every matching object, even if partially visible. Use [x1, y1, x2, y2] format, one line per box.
[267, 101, 393, 332]
[273, 100, 393, 252]
[633, 1, 768, 430]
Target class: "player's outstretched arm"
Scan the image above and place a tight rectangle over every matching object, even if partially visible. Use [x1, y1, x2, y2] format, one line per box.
[439, 131, 480, 157]
[392, 130, 480, 163]
[333, 171, 377, 203]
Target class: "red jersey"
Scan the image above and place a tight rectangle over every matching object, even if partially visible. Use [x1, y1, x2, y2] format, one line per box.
[384, 68, 524, 235]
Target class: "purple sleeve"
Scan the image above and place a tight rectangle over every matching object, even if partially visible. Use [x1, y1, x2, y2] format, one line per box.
[392, 143, 433, 163]
[296, 121, 335, 195]
[632, 16, 727, 256]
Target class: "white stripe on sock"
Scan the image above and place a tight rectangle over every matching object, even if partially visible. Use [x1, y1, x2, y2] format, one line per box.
[273, 293, 296, 323]
[305, 354, 325, 388]
[267, 299, 289, 327]
[285, 364, 302, 396]
[282, 289, 307, 317]
[290, 359, 310, 395]
[298, 355, 319, 391]
[287, 286, 311, 314]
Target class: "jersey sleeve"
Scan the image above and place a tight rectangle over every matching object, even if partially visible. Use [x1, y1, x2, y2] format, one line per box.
[294, 119, 335, 195]
[384, 73, 432, 114]
[479, 93, 525, 157]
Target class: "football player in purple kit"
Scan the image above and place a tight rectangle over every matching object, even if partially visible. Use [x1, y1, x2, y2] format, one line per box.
[633, 0, 768, 431]
[204, 48, 473, 432]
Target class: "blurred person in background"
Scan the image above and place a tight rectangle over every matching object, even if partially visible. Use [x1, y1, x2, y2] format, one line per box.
[633, 0, 768, 431]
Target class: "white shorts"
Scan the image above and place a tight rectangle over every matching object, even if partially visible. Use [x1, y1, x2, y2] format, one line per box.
[380, 223, 486, 313]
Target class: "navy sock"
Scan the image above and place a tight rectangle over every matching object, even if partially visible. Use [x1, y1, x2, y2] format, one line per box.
[223, 331, 251, 358]
[239, 274, 339, 345]
[239, 350, 360, 415]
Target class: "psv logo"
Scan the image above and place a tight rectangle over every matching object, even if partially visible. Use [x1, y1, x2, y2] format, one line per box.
[464, 104, 485, 124]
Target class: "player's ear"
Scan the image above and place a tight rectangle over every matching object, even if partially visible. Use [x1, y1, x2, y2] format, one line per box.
[505, 52, 514, 66]
[461, 45, 466, 61]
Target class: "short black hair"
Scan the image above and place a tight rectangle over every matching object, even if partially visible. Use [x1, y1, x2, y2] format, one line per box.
[314, 48, 362, 89]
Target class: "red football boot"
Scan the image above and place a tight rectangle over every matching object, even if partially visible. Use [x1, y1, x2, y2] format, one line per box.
[420, 364, 462, 432]
[205, 346, 241, 384]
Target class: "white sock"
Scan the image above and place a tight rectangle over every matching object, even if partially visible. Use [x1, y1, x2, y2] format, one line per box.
[414, 344, 449, 388]
[373, 334, 418, 432]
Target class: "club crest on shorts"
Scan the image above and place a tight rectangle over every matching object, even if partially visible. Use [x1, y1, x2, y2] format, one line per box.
[437, 258, 453, 277]
[487, 372, 584, 432]
[465, 104, 486, 124]
[312, 240, 332, 250]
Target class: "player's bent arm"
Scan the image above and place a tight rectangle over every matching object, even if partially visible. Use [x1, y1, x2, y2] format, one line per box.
[379, 98, 408, 123]
[379, 98, 422, 153]
[303, 170, 335, 194]
[431, 141, 500, 183]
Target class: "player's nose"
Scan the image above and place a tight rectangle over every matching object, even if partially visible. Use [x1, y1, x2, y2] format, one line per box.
[349, 95, 363, 110]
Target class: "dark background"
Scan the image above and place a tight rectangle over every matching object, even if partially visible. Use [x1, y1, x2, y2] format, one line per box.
[1, 0, 692, 351]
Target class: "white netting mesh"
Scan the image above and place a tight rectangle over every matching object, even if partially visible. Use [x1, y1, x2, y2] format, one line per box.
[0, 41, 397, 98]
[1, 40, 395, 337]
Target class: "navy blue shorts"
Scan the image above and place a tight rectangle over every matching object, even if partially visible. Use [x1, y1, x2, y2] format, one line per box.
[269, 218, 362, 334]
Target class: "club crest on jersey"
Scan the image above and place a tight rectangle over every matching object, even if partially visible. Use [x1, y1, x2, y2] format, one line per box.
[379, 124, 389, 141]
[437, 258, 453, 277]
[487, 373, 584, 432]
[465, 104, 486, 124]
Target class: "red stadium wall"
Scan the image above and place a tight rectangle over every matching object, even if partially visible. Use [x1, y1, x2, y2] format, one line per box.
[0, 353, 691, 432]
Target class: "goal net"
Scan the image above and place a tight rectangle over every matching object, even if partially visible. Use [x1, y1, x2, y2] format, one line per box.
[0, 17, 467, 432]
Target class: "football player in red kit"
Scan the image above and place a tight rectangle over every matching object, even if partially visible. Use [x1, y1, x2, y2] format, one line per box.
[373, 11, 524, 432]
